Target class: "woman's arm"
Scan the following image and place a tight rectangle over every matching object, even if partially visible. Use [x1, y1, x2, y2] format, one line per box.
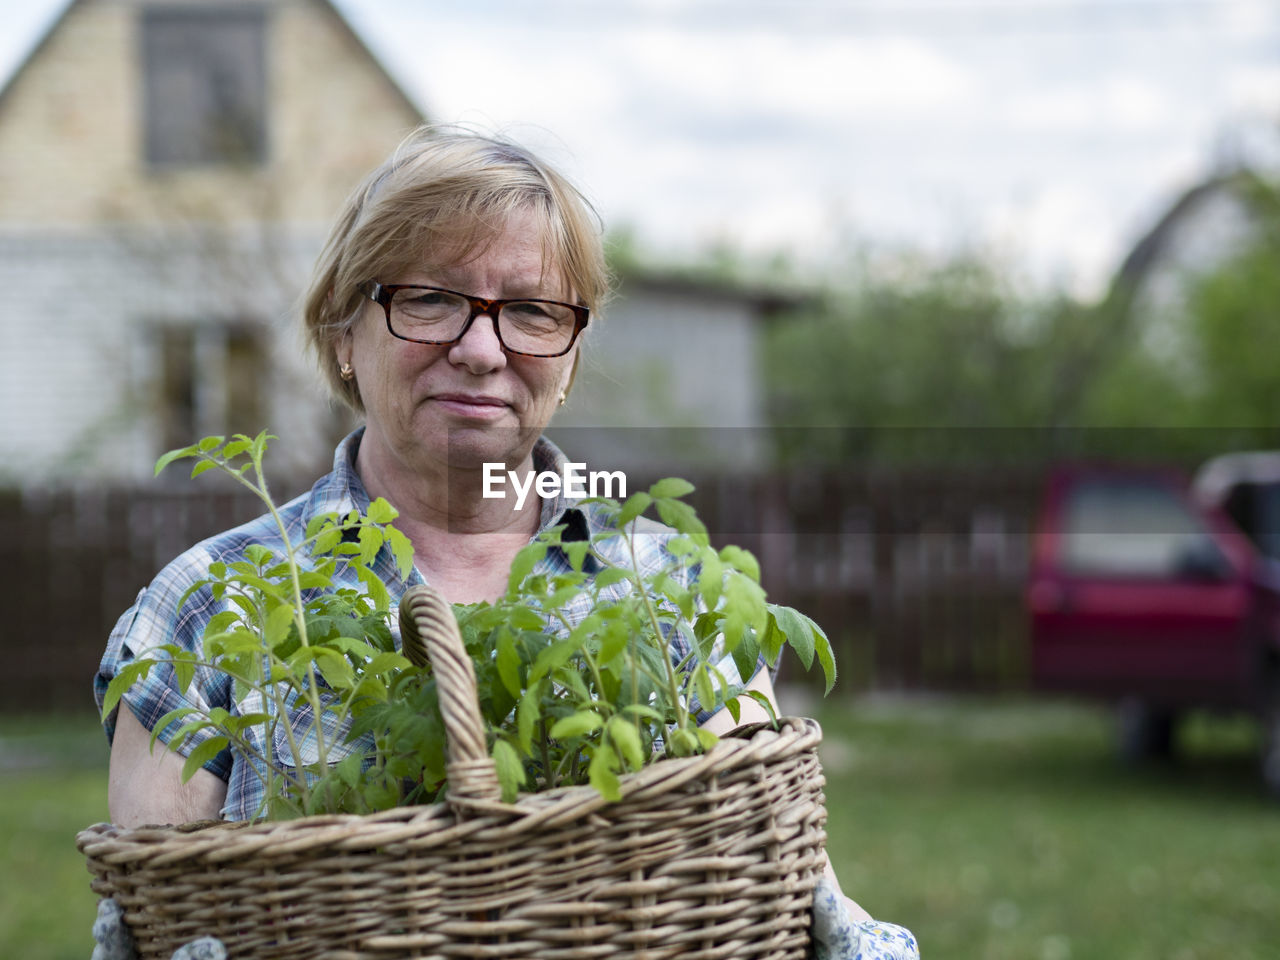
[108, 705, 227, 827]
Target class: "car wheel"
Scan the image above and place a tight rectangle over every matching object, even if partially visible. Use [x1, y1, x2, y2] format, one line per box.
[1116, 697, 1176, 763]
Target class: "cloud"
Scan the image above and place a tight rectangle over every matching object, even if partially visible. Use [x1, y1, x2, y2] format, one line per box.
[983, 183, 1120, 297]
[1004, 76, 1176, 137]
[1225, 66, 1280, 115]
[612, 28, 977, 122]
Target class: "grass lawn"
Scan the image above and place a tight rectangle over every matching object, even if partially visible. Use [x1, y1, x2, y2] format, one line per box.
[0, 713, 109, 960]
[810, 694, 1280, 960]
[3, 699, 1277, 959]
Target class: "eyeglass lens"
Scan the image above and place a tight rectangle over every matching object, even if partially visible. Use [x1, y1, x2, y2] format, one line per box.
[388, 288, 577, 355]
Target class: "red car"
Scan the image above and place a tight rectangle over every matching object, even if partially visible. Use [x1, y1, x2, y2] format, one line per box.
[1027, 462, 1280, 794]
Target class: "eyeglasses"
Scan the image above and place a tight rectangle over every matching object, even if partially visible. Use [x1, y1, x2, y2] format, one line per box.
[368, 283, 589, 358]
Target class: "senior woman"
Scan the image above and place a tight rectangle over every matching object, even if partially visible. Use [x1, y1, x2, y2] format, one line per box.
[94, 128, 916, 960]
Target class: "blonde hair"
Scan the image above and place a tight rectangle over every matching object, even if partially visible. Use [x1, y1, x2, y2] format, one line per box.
[302, 126, 609, 409]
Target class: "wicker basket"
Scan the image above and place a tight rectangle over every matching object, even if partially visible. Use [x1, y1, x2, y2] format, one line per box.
[78, 586, 829, 959]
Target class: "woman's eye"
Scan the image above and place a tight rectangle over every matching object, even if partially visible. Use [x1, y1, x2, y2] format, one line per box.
[407, 292, 449, 306]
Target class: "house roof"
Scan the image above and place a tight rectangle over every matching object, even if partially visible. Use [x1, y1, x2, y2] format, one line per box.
[0, 0, 80, 113]
[0, 0, 426, 123]
[616, 267, 814, 318]
[1110, 168, 1279, 296]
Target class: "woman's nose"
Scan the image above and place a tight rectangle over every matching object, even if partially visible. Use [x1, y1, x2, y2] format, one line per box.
[447, 312, 507, 373]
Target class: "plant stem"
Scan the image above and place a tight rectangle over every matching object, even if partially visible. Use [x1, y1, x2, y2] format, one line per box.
[626, 528, 689, 733]
[208, 448, 324, 801]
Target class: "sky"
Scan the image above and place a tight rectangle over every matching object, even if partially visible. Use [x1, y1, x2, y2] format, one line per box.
[2, 0, 1279, 299]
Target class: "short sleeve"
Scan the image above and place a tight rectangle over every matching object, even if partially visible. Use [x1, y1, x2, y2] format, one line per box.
[93, 549, 235, 781]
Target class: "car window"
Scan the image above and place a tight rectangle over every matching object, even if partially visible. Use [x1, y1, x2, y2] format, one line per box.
[1246, 484, 1280, 562]
[1059, 480, 1224, 577]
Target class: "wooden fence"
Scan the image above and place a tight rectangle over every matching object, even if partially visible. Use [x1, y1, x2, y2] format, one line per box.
[0, 467, 1046, 713]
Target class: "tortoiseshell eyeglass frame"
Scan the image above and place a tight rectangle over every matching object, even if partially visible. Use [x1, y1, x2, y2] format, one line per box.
[367, 282, 590, 358]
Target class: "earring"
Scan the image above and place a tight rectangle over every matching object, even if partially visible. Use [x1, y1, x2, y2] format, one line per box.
[558, 390, 567, 406]
[339, 363, 355, 382]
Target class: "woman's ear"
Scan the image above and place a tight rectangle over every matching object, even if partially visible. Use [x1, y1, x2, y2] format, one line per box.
[335, 329, 353, 371]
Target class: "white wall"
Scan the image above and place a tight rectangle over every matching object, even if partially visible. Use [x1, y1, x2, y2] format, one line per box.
[550, 284, 770, 472]
[0, 228, 341, 486]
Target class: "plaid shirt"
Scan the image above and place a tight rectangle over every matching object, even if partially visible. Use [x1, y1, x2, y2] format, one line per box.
[95, 429, 754, 820]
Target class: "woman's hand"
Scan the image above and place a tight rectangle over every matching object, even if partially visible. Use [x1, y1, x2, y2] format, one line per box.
[811, 876, 920, 960]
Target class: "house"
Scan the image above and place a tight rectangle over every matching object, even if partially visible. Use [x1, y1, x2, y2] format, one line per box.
[553, 269, 806, 473]
[1106, 168, 1273, 370]
[0, 0, 426, 485]
[0, 0, 793, 489]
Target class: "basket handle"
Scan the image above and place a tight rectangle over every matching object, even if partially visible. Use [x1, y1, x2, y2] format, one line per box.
[398, 583, 503, 804]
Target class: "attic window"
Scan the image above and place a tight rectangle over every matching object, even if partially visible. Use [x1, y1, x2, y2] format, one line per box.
[142, 7, 268, 167]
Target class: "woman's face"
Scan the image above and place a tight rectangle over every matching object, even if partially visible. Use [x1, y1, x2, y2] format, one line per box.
[337, 207, 579, 480]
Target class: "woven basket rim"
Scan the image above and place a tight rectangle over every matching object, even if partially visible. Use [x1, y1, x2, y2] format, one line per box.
[78, 715, 822, 868]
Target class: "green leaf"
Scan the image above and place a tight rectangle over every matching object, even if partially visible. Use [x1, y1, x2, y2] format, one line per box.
[153, 444, 197, 477]
[697, 547, 724, 610]
[648, 477, 695, 500]
[356, 564, 390, 612]
[366, 655, 409, 675]
[264, 603, 296, 646]
[731, 628, 761, 694]
[556, 664, 589, 703]
[695, 728, 720, 751]
[506, 606, 547, 631]
[549, 710, 603, 740]
[496, 631, 522, 698]
[313, 526, 342, 556]
[618, 492, 652, 527]
[335, 752, 363, 790]
[197, 435, 225, 453]
[694, 663, 716, 714]
[507, 542, 548, 593]
[596, 624, 629, 667]
[243, 544, 275, 568]
[314, 650, 354, 688]
[101, 660, 154, 720]
[357, 526, 383, 566]
[655, 498, 708, 544]
[190, 459, 218, 479]
[594, 566, 632, 589]
[665, 536, 698, 557]
[530, 639, 577, 683]
[718, 545, 760, 583]
[492, 739, 526, 803]
[366, 497, 399, 524]
[171, 651, 197, 694]
[148, 707, 200, 751]
[622, 704, 666, 723]
[563, 540, 590, 573]
[723, 574, 769, 656]
[587, 744, 621, 802]
[181, 736, 229, 783]
[222, 438, 252, 460]
[741, 689, 779, 727]
[667, 727, 700, 757]
[607, 716, 645, 771]
[204, 610, 240, 635]
[771, 605, 815, 669]
[813, 620, 838, 695]
[725, 697, 741, 725]
[517, 684, 540, 754]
